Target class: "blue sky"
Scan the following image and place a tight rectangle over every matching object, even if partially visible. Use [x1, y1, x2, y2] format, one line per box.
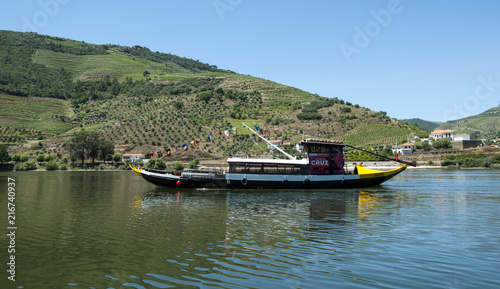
[2, 0, 500, 122]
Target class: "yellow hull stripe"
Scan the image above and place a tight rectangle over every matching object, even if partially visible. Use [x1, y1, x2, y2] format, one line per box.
[356, 164, 407, 179]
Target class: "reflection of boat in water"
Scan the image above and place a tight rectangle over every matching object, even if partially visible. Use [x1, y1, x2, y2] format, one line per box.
[131, 123, 413, 189]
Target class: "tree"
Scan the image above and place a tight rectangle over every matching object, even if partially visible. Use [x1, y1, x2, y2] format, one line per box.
[0, 145, 10, 163]
[65, 130, 114, 166]
[143, 70, 150, 80]
[112, 153, 122, 163]
[173, 100, 184, 110]
[65, 130, 89, 166]
[86, 131, 101, 164]
[98, 139, 115, 163]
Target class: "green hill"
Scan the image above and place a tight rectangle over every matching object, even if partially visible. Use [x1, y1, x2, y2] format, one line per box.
[0, 30, 427, 162]
[400, 118, 442, 132]
[437, 107, 500, 140]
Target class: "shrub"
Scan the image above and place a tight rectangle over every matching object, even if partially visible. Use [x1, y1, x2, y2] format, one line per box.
[297, 112, 323, 120]
[173, 162, 184, 170]
[11, 154, 21, 162]
[45, 154, 53, 162]
[36, 154, 45, 162]
[14, 160, 37, 171]
[45, 160, 59, 171]
[188, 158, 200, 168]
[146, 158, 166, 169]
[433, 139, 452, 149]
[112, 153, 121, 162]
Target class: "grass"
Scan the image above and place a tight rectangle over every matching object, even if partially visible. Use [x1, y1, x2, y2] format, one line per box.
[0, 94, 75, 134]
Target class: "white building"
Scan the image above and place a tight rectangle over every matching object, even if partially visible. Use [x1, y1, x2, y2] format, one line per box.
[430, 130, 454, 140]
[268, 140, 282, 149]
[122, 154, 145, 163]
[391, 143, 415, 156]
[453, 134, 470, 141]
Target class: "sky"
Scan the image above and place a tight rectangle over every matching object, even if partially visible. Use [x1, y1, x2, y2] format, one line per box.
[2, 0, 500, 122]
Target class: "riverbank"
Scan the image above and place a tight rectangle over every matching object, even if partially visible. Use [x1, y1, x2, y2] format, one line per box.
[3, 160, 499, 172]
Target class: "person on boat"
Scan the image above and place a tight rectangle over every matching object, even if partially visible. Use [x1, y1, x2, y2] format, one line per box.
[326, 155, 341, 174]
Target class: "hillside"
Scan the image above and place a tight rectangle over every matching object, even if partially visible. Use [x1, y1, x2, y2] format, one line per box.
[436, 107, 500, 139]
[0, 30, 427, 162]
[400, 118, 442, 132]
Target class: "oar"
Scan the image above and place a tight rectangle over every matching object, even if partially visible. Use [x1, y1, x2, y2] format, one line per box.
[343, 144, 417, 167]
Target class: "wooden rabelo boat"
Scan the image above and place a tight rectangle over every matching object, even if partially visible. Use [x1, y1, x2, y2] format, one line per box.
[130, 124, 414, 189]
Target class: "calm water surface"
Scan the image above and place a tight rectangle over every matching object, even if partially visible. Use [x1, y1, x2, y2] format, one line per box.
[1, 169, 499, 288]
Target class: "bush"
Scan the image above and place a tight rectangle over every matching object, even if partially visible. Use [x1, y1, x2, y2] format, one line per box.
[11, 154, 21, 162]
[433, 139, 452, 149]
[112, 153, 122, 162]
[59, 164, 68, 170]
[173, 162, 184, 170]
[14, 160, 37, 171]
[188, 158, 200, 168]
[36, 154, 45, 162]
[146, 158, 166, 169]
[20, 155, 29, 162]
[45, 154, 53, 162]
[45, 160, 59, 171]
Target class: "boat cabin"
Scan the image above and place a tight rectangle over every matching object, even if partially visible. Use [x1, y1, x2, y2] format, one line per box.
[299, 139, 345, 175]
[227, 158, 310, 175]
[226, 139, 345, 176]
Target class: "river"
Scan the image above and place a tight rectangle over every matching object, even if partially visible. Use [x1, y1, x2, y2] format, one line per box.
[1, 169, 499, 288]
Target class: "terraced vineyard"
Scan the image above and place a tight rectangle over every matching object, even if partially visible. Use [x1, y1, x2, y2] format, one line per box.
[0, 30, 430, 163]
[341, 124, 414, 147]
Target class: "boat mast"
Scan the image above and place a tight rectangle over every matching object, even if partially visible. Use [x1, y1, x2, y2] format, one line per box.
[241, 123, 296, 160]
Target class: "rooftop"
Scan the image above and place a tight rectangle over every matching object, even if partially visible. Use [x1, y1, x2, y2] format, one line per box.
[431, 129, 454, 134]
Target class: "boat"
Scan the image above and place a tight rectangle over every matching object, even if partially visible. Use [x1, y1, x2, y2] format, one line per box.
[130, 123, 414, 189]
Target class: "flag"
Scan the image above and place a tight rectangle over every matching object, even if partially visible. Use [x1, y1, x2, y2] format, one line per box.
[217, 132, 221, 136]
[166, 149, 171, 157]
[274, 128, 279, 133]
[196, 138, 201, 143]
[224, 130, 229, 138]
[208, 135, 212, 142]
[190, 141, 196, 148]
[175, 145, 179, 152]
[263, 127, 267, 135]
[157, 151, 163, 157]
[232, 127, 237, 135]
[182, 144, 188, 151]
[253, 125, 260, 132]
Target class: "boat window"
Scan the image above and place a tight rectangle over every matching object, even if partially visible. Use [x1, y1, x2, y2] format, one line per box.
[229, 163, 309, 175]
[306, 144, 343, 154]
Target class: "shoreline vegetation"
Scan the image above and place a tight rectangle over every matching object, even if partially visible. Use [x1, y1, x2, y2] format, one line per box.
[2, 159, 499, 173]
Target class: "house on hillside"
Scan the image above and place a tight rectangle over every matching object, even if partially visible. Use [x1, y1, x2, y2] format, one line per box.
[453, 134, 470, 141]
[430, 129, 454, 140]
[391, 143, 415, 156]
[268, 140, 282, 149]
[122, 154, 145, 163]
